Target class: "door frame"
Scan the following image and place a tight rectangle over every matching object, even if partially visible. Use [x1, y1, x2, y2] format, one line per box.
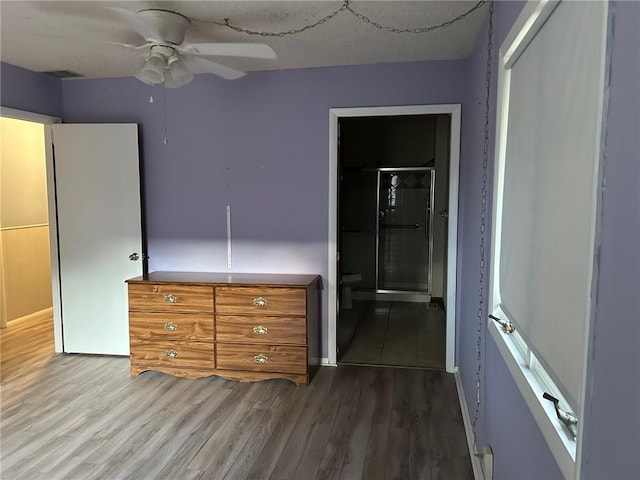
[328, 104, 461, 372]
[1, 106, 63, 352]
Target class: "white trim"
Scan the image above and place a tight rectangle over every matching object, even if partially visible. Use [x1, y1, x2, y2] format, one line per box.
[320, 357, 337, 367]
[502, 1, 560, 68]
[454, 368, 484, 480]
[328, 111, 339, 366]
[0, 107, 60, 125]
[328, 104, 461, 371]
[489, 322, 575, 478]
[43, 124, 63, 354]
[0, 107, 63, 353]
[445, 106, 461, 372]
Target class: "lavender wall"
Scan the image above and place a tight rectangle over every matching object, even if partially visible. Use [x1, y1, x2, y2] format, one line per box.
[7, 3, 637, 474]
[0, 62, 62, 117]
[457, 1, 562, 477]
[61, 60, 468, 358]
[458, 1, 640, 478]
[582, 1, 640, 477]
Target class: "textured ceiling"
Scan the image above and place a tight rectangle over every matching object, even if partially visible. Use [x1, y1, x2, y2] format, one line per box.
[0, 1, 488, 79]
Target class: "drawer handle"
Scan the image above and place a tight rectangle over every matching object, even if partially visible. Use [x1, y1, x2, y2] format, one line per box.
[253, 354, 268, 364]
[163, 294, 177, 303]
[253, 297, 268, 307]
[163, 322, 178, 331]
[253, 325, 268, 335]
[165, 349, 178, 359]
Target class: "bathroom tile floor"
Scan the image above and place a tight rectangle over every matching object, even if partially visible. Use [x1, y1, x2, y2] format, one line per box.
[338, 300, 446, 369]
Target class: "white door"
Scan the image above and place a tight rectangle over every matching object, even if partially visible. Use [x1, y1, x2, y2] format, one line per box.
[52, 124, 143, 355]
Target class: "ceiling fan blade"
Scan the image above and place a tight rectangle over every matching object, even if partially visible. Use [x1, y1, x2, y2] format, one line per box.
[183, 55, 246, 80]
[105, 40, 152, 51]
[110, 8, 162, 43]
[183, 43, 277, 59]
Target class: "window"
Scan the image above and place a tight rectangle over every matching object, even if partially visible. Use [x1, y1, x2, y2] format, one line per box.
[489, 1, 609, 478]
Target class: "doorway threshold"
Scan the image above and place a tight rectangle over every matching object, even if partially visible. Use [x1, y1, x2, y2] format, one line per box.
[352, 290, 431, 303]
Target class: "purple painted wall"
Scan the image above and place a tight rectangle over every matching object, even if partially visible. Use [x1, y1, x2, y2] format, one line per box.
[5, 2, 637, 475]
[458, 1, 562, 477]
[582, 1, 640, 477]
[61, 60, 468, 358]
[0, 62, 62, 117]
[458, 1, 640, 478]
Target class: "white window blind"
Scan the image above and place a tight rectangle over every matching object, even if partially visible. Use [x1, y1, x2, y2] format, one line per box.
[497, 1, 606, 412]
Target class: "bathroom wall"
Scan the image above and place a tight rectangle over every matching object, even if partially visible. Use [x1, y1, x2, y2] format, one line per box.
[339, 168, 377, 289]
[340, 115, 438, 168]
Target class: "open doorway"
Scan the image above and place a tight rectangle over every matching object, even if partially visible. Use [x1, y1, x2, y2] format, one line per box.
[338, 115, 450, 368]
[1, 107, 145, 359]
[328, 105, 460, 371]
[0, 116, 55, 379]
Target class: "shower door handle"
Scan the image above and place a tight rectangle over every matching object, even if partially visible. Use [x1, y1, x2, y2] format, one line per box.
[425, 207, 431, 241]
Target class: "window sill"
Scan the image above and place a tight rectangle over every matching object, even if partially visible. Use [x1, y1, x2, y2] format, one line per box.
[488, 319, 577, 479]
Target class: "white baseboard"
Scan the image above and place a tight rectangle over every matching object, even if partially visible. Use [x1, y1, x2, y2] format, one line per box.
[454, 368, 485, 480]
[320, 357, 337, 366]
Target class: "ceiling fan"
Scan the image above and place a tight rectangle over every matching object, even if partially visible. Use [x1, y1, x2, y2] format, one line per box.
[111, 8, 277, 87]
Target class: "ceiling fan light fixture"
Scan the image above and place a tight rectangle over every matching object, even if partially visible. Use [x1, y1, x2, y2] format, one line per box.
[123, 10, 258, 86]
[134, 70, 154, 86]
[140, 52, 165, 84]
[165, 54, 193, 88]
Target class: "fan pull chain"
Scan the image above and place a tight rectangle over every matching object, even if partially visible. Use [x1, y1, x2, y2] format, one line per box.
[163, 86, 168, 144]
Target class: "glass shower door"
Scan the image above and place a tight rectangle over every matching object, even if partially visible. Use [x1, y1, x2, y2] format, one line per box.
[376, 168, 434, 293]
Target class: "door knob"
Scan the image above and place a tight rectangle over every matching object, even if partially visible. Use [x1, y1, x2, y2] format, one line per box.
[439, 210, 449, 219]
[129, 252, 139, 261]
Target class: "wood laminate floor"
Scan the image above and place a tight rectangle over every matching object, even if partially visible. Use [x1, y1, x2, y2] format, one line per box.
[0, 355, 472, 479]
[338, 301, 446, 369]
[0, 308, 55, 382]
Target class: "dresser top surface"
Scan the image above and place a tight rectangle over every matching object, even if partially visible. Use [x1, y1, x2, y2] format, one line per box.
[126, 271, 321, 287]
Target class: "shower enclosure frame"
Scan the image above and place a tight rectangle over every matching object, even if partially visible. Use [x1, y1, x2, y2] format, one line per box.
[374, 167, 436, 296]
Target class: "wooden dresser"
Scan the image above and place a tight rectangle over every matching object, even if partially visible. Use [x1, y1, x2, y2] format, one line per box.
[126, 272, 321, 386]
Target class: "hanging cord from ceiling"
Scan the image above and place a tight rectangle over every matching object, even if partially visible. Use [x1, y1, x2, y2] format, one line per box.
[471, 0, 494, 453]
[205, 0, 489, 37]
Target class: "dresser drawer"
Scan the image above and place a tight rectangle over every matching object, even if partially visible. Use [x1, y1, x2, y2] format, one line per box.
[217, 315, 306, 345]
[215, 287, 306, 316]
[130, 339, 214, 368]
[216, 344, 306, 374]
[129, 312, 214, 340]
[128, 284, 213, 313]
